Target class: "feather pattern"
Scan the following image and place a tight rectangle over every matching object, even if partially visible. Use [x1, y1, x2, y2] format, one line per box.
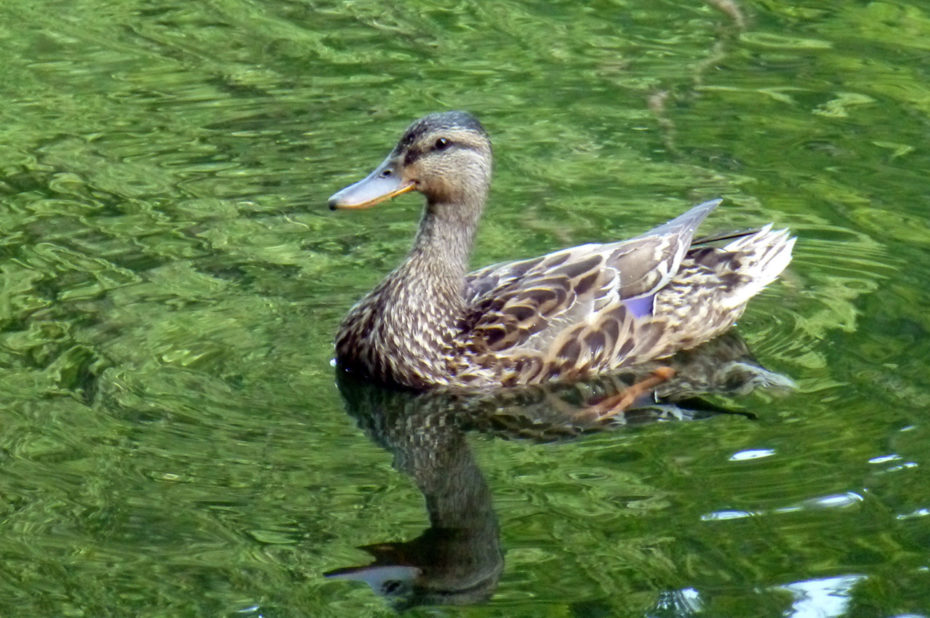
[330, 112, 794, 390]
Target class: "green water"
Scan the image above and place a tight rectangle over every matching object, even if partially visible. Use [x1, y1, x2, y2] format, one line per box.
[2, 0, 929, 615]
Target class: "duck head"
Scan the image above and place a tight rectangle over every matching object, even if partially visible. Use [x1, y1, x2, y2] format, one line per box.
[328, 111, 493, 216]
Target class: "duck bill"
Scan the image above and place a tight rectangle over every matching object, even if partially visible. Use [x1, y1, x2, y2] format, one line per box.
[328, 156, 415, 210]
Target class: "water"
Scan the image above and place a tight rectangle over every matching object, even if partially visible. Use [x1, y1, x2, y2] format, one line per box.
[1, 0, 929, 615]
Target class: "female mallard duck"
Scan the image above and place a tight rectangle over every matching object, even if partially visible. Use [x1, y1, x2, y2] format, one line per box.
[329, 111, 794, 391]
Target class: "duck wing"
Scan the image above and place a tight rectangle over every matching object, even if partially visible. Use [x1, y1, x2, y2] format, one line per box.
[461, 199, 720, 356]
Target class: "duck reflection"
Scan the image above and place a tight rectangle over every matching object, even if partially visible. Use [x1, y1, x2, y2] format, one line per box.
[325, 333, 792, 610]
[326, 368, 504, 609]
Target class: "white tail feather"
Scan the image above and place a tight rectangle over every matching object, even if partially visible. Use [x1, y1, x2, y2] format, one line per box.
[721, 227, 795, 309]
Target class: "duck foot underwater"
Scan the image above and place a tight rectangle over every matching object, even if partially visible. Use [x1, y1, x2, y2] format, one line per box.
[578, 366, 677, 422]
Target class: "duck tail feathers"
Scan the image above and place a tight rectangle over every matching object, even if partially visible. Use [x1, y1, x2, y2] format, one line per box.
[721, 225, 795, 309]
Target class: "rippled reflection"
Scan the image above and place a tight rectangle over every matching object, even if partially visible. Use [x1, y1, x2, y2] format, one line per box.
[326, 333, 792, 610]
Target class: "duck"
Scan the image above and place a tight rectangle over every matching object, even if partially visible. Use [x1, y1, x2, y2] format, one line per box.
[328, 111, 794, 391]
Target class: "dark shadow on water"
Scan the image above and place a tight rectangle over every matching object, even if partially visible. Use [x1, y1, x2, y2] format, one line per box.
[325, 334, 793, 612]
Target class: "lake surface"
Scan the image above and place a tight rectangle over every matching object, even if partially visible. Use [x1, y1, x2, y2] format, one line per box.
[2, 0, 929, 615]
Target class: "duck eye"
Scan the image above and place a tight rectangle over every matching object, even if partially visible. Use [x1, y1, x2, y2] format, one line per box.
[434, 137, 450, 150]
[383, 580, 401, 594]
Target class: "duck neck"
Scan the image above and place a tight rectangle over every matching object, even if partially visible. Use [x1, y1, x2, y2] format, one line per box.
[386, 206, 474, 335]
[406, 198, 482, 285]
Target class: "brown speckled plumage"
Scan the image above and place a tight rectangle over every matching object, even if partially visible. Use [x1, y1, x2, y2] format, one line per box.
[330, 112, 795, 390]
